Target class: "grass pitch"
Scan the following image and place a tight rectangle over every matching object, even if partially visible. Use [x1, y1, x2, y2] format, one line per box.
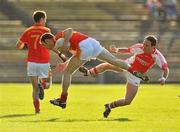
[0, 83, 180, 132]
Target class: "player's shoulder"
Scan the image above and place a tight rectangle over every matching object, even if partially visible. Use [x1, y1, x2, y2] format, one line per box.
[22, 26, 34, 34]
[154, 48, 161, 54]
[131, 43, 143, 49]
[55, 31, 64, 40]
[129, 43, 143, 54]
[134, 43, 143, 47]
[152, 49, 166, 61]
[153, 48, 167, 64]
[41, 26, 50, 32]
[153, 48, 164, 56]
[34, 26, 50, 32]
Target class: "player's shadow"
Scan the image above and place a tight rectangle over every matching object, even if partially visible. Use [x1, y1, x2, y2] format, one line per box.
[0, 114, 35, 119]
[24, 117, 133, 123]
[61, 118, 133, 122]
[111, 118, 133, 122]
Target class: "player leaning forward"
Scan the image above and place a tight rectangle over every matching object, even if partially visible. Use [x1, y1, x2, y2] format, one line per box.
[40, 28, 148, 109]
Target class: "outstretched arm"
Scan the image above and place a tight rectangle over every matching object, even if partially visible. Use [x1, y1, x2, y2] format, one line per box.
[109, 45, 130, 54]
[52, 49, 88, 75]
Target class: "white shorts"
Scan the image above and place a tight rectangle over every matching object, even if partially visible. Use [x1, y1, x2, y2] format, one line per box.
[79, 37, 104, 61]
[27, 62, 50, 78]
[123, 70, 141, 86]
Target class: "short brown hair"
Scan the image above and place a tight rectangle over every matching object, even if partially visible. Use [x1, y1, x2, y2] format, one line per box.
[145, 35, 158, 46]
[33, 10, 46, 23]
[41, 33, 54, 43]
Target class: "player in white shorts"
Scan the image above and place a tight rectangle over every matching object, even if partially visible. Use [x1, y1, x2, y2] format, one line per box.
[40, 28, 148, 109]
[86, 35, 169, 118]
[16, 11, 52, 113]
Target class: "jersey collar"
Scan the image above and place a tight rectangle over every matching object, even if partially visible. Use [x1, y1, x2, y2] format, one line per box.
[33, 23, 44, 27]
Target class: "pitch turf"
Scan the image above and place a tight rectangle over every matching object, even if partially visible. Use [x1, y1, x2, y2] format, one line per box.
[0, 83, 180, 132]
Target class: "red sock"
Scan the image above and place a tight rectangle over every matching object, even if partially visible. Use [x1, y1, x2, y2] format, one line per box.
[60, 93, 68, 103]
[89, 67, 98, 75]
[41, 80, 46, 89]
[33, 100, 40, 112]
[110, 101, 118, 109]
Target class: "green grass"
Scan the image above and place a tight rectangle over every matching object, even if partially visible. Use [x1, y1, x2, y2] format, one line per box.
[0, 83, 180, 132]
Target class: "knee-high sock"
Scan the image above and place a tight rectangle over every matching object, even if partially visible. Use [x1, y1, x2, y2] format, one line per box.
[89, 67, 98, 75]
[33, 100, 40, 112]
[60, 93, 68, 103]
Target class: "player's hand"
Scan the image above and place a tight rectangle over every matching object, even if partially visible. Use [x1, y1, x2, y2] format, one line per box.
[109, 45, 118, 53]
[22, 44, 28, 50]
[158, 77, 166, 85]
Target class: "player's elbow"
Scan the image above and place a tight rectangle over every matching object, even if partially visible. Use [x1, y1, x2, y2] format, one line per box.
[64, 28, 73, 36]
[66, 28, 73, 32]
[16, 41, 24, 49]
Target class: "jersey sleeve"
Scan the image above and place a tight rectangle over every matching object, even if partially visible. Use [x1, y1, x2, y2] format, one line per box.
[55, 31, 64, 41]
[19, 30, 29, 44]
[154, 50, 168, 70]
[128, 43, 144, 54]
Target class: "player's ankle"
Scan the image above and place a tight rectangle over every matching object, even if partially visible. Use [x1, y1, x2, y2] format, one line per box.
[89, 67, 98, 76]
[35, 109, 40, 114]
[60, 93, 68, 103]
[105, 104, 111, 109]
[109, 101, 118, 109]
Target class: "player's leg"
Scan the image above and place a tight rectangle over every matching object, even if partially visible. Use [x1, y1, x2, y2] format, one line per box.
[103, 83, 138, 118]
[29, 76, 40, 113]
[103, 71, 140, 118]
[50, 56, 86, 108]
[97, 48, 130, 70]
[38, 70, 52, 100]
[39, 67, 52, 89]
[79, 39, 125, 76]
[111, 83, 138, 107]
[37, 63, 52, 100]
[97, 48, 149, 81]
[88, 62, 124, 76]
[27, 62, 41, 113]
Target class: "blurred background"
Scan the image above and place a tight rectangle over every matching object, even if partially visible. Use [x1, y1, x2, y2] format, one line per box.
[0, 0, 179, 83]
